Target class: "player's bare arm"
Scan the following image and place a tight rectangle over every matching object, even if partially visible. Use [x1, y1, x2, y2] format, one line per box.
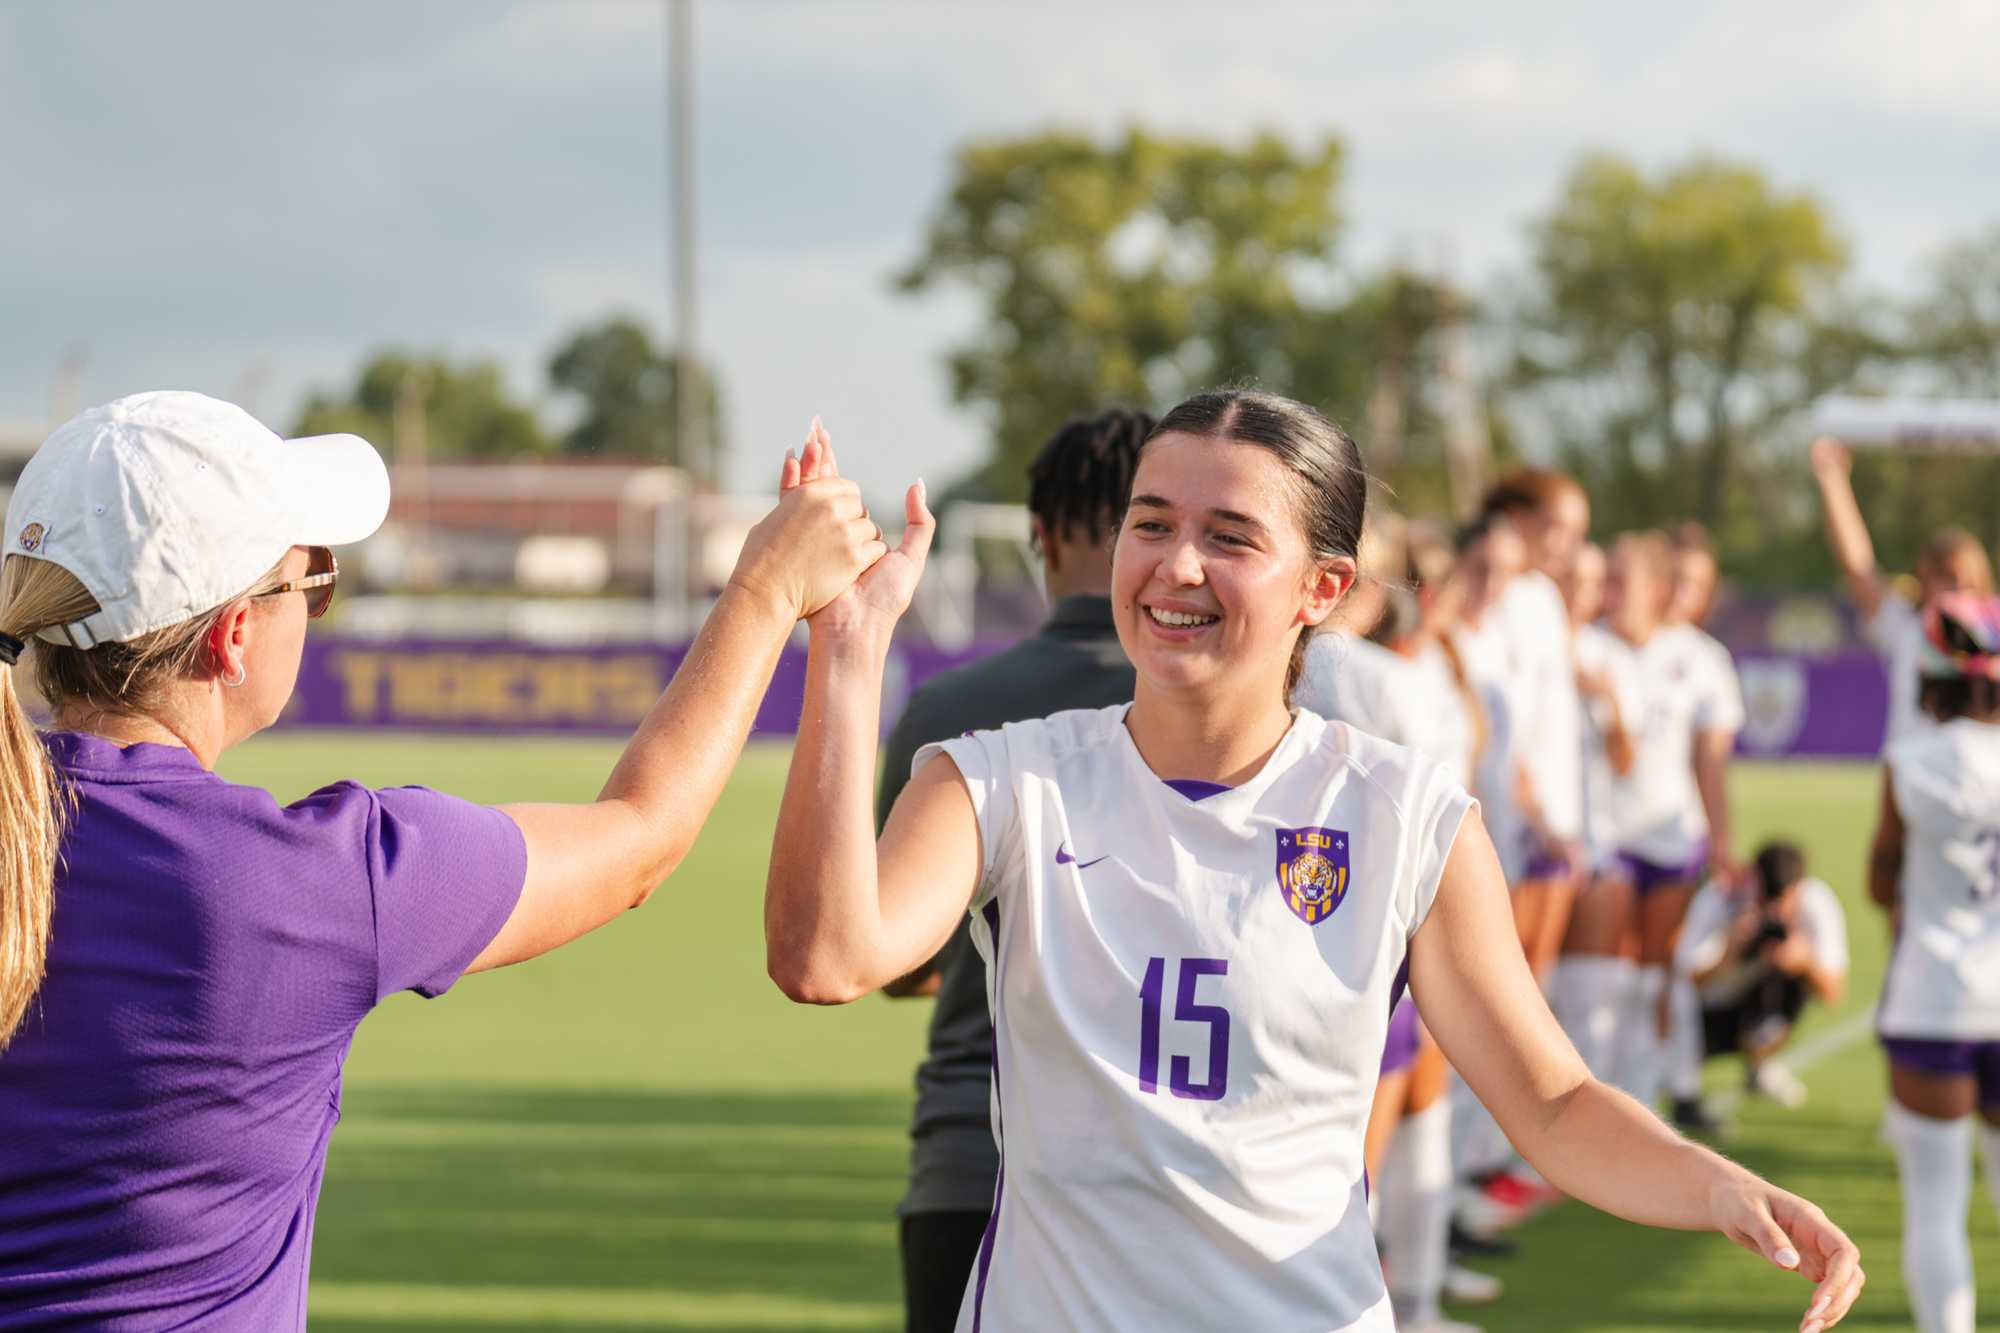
[1411, 809, 1865, 1332]
[1808, 437, 1887, 620]
[470, 431, 887, 974]
[763, 423, 966, 1003]
[1867, 770, 1904, 912]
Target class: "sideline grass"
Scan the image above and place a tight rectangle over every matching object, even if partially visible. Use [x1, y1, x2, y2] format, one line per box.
[212, 734, 1999, 1330]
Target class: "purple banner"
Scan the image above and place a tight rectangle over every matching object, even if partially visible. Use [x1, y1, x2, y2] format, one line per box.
[282, 637, 1001, 738]
[1734, 652, 1889, 758]
[283, 638, 1897, 759]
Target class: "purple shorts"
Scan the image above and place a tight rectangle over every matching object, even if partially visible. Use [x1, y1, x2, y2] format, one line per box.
[1615, 842, 1708, 896]
[1380, 998, 1421, 1075]
[1523, 847, 1578, 882]
[1882, 1036, 2000, 1106]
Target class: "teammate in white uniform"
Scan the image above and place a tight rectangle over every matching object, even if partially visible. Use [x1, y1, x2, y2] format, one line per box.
[1555, 544, 1646, 1087]
[763, 393, 1862, 1333]
[1296, 519, 1483, 1330]
[1583, 534, 1728, 1113]
[1870, 594, 2000, 1333]
[1658, 527, 1747, 1131]
[1447, 516, 1531, 887]
[1810, 436, 1993, 749]
[1483, 471, 1592, 979]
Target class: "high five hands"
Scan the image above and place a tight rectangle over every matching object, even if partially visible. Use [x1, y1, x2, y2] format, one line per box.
[780, 417, 935, 638]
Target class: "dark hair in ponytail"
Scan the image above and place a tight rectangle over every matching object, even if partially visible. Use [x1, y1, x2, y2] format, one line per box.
[1141, 390, 1367, 696]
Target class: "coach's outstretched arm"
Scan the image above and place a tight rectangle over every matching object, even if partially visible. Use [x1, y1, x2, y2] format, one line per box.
[1410, 810, 1865, 1332]
[763, 429, 980, 1005]
[465, 432, 886, 975]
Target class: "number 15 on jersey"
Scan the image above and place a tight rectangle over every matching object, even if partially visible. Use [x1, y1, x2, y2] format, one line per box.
[1138, 956, 1231, 1101]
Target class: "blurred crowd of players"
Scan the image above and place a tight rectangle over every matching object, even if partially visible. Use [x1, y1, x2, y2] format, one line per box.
[871, 409, 2000, 1332]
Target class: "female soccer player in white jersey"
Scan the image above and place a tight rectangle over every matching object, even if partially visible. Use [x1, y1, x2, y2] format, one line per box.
[1870, 594, 2000, 1333]
[1658, 525, 1748, 1130]
[1581, 533, 1738, 1113]
[1482, 472, 1592, 980]
[1811, 436, 1993, 749]
[764, 392, 1861, 1333]
[1556, 542, 1646, 1085]
[1295, 517, 1480, 1330]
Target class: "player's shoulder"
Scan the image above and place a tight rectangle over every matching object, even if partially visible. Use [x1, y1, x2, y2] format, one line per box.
[1885, 719, 1956, 774]
[1574, 619, 1618, 656]
[1303, 711, 1464, 818]
[969, 703, 1129, 768]
[1799, 877, 1844, 918]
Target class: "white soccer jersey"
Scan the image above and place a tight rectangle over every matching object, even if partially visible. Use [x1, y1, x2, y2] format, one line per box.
[1452, 616, 1529, 880]
[1405, 643, 1477, 793]
[1869, 595, 1931, 750]
[1661, 622, 1746, 738]
[1880, 719, 2000, 1039]
[918, 705, 1473, 1333]
[1498, 572, 1585, 840]
[1294, 632, 1415, 747]
[1601, 627, 1733, 865]
[1296, 633, 1478, 795]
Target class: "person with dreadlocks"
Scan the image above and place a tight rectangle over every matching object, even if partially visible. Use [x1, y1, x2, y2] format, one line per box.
[877, 407, 1152, 1333]
[1870, 593, 2000, 1333]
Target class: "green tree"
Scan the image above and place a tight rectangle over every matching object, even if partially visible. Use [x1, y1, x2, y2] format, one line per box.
[899, 128, 1386, 499]
[1907, 224, 2000, 393]
[295, 352, 549, 461]
[1512, 153, 1849, 531]
[546, 316, 723, 465]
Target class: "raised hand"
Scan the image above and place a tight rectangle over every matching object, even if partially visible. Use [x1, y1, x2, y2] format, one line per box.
[1808, 436, 1851, 480]
[732, 425, 884, 621]
[778, 417, 934, 641]
[815, 477, 934, 636]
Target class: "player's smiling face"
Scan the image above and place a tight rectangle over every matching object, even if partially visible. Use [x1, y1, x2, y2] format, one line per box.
[1112, 433, 1345, 697]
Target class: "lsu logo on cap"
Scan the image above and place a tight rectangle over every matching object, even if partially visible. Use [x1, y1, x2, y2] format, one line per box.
[17, 523, 44, 553]
[1276, 826, 1349, 926]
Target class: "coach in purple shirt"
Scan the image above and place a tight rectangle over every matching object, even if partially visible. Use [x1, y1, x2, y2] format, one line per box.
[0, 392, 887, 1328]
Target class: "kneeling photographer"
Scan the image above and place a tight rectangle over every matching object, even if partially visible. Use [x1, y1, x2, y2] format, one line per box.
[1675, 841, 1849, 1108]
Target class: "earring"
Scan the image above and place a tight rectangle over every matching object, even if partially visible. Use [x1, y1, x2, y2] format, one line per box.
[222, 664, 247, 689]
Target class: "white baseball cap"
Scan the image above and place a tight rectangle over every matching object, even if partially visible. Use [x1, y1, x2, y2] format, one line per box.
[5, 390, 391, 648]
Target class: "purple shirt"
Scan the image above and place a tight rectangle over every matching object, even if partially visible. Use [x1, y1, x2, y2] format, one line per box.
[0, 732, 526, 1329]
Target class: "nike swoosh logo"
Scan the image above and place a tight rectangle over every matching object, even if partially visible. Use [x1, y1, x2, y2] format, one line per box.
[1055, 844, 1109, 870]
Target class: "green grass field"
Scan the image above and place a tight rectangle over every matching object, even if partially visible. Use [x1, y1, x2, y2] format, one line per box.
[213, 735, 2000, 1331]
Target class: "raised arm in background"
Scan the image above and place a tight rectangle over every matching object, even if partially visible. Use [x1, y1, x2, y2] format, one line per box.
[1410, 811, 1865, 1333]
[1808, 437, 1886, 621]
[469, 429, 890, 973]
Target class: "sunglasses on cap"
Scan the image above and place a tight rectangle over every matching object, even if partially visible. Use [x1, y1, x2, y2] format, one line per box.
[253, 546, 339, 619]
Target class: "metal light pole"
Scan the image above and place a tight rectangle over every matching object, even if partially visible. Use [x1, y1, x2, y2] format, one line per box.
[668, 0, 705, 487]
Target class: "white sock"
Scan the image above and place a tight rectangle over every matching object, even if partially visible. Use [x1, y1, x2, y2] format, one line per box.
[1977, 1121, 2000, 1228]
[1551, 955, 1632, 1083]
[1381, 1099, 1451, 1323]
[1667, 975, 1704, 1100]
[1885, 1103, 1975, 1333]
[1617, 966, 1666, 1109]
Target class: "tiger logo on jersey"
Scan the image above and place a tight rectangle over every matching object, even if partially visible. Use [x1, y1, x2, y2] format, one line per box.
[1276, 826, 1349, 925]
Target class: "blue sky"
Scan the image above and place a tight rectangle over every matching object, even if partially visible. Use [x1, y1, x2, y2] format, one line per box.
[4, 1, 1998, 496]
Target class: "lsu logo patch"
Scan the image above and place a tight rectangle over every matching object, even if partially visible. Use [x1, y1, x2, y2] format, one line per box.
[17, 523, 44, 553]
[1277, 826, 1349, 925]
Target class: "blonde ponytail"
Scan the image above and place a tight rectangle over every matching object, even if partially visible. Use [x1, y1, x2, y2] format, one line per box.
[0, 555, 95, 1050]
[0, 551, 294, 1049]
